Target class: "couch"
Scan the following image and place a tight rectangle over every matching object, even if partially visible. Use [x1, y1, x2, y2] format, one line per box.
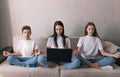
[0, 36, 120, 77]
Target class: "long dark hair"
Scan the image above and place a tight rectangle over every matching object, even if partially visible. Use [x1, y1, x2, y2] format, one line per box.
[51, 21, 67, 47]
[84, 22, 99, 37]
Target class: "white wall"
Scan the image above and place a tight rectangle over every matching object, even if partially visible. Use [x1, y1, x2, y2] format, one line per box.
[0, 0, 120, 48]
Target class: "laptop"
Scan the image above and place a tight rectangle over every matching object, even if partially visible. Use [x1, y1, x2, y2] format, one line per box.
[47, 48, 73, 62]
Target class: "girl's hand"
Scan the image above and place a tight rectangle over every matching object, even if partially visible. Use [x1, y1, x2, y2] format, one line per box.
[113, 52, 120, 58]
[34, 49, 42, 56]
[72, 50, 80, 56]
[3, 51, 11, 57]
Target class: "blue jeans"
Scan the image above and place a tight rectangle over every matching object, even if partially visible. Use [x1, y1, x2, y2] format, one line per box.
[38, 55, 80, 69]
[7, 56, 38, 67]
[76, 55, 116, 67]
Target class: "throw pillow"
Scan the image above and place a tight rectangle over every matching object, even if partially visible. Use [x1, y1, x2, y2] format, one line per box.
[0, 46, 13, 64]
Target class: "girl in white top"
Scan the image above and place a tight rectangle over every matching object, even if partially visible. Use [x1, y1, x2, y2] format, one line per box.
[73, 22, 120, 69]
[38, 21, 80, 69]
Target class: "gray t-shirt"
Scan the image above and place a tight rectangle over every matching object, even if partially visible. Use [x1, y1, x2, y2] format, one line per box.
[47, 36, 71, 48]
[77, 35, 103, 59]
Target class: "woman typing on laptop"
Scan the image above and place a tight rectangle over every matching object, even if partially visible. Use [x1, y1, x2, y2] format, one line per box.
[38, 21, 80, 69]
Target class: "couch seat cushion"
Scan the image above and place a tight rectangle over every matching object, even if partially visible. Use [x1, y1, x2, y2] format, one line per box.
[0, 61, 59, 77]
[61, 65, 120, 77]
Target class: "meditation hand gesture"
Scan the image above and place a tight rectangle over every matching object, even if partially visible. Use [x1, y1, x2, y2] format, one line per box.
[34, 49, 42, 56]
[72, 50, 80, 56]
[113, 52, 120, 58]
[3, 51, 11, 57]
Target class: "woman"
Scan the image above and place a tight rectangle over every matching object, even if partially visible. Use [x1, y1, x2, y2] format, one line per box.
[38, 21, 80, 69]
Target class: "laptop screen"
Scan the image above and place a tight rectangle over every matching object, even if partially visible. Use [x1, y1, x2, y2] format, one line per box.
[47, 48, 72, 62]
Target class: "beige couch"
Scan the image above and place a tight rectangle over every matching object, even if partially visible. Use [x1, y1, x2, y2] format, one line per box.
[0, 36, 120, 77]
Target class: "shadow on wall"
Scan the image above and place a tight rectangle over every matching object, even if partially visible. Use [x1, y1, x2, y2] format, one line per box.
[71, 24, 85, 37]
[0, 0, 12, 49]
[103, 25, 120, 46]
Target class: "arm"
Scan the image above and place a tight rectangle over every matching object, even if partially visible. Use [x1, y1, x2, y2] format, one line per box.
[99, 39, 120, 58]
[33, 41, 42, 56]
[72, 47, 82, 56]
[3, 50, 21, 57]
[72, 37, 82, 56]
[4, 40, 22, 56]
[100, 50, 120, 58]
[34, 49, 42, 56]
[47, 46, 51, 48]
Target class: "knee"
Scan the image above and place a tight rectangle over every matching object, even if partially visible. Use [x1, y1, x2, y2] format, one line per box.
[72, 58, 81, 68]
[7, 56, 15, 62]
[107, 57, 116, 64]
[74, 59, 81, 64]
[38, 55, 46, 63]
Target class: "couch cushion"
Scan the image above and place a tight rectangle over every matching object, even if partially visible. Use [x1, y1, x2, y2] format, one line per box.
[102, 41, 119, 54]
[29, 67, 59, 77]
[61, 65, 120, 77]
[70, 37, 79, 50]
[0, 61, 29, 77]
[0, 61, 59, 77]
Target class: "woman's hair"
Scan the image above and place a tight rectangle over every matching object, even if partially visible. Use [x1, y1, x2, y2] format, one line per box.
[84, 22, 99, 37]
[22, 25, 31, 33]
[51, 21, 67, 47]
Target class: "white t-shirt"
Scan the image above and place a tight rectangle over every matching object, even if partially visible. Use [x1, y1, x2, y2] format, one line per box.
[16, 39, 38, 57]
[47, 36, 71, 48]
[77, 35, 103, 59]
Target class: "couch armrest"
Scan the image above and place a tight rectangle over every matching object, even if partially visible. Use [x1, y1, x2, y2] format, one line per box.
[102, 41, 119, 54]
[0, 46, 13, 64]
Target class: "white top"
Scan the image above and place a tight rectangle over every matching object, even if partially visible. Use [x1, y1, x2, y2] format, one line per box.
[16, 39, 38, 57]
[47, 36, 71, 48]
[77, 36, 103, 59]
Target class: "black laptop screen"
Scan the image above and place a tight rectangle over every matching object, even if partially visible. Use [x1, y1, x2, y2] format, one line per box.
[47, 48, 72, 62]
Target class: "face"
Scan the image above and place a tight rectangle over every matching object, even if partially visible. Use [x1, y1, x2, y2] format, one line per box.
[86, 25, 95, 36]
[22, 29, 31, 39]
[55, 25, 63, 36]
